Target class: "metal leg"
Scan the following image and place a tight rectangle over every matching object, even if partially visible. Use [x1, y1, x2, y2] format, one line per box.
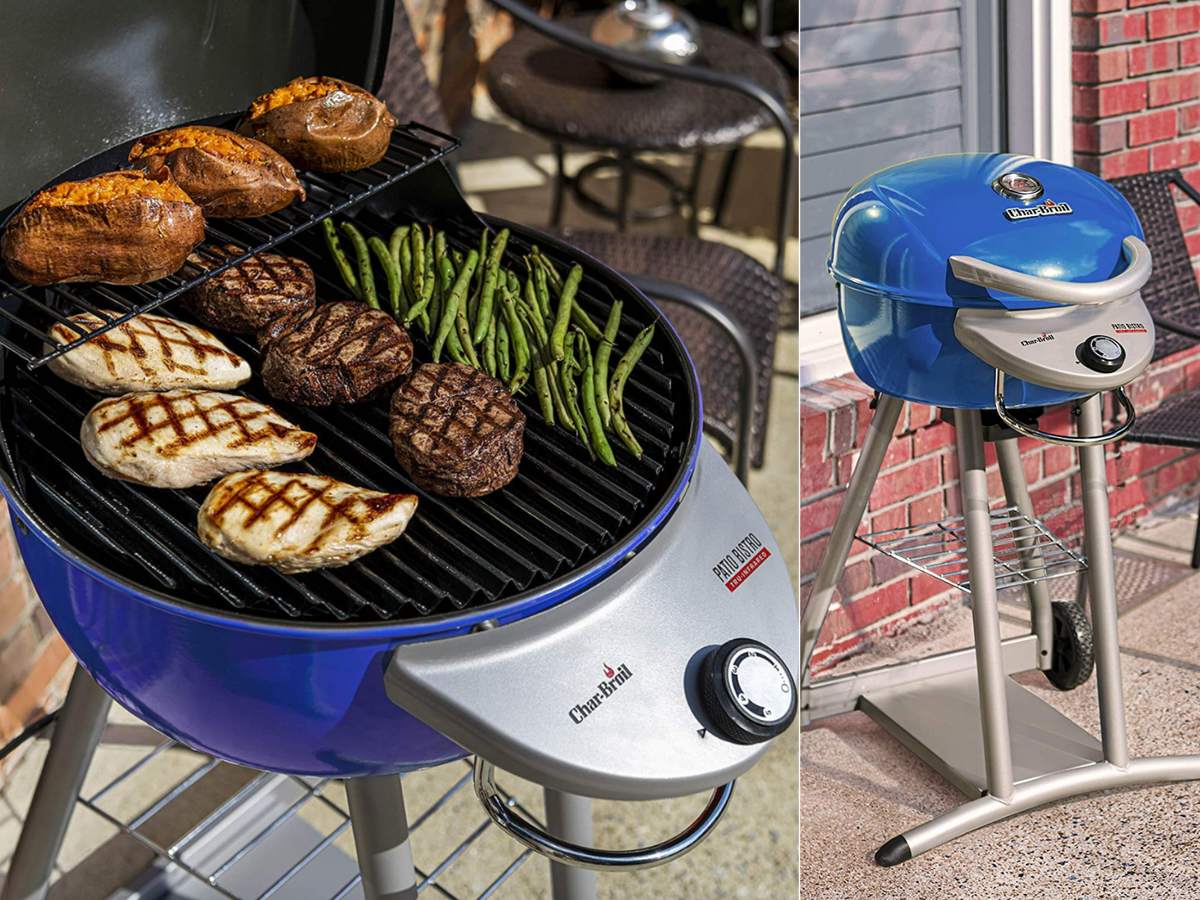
[544, 789, 598, 900]
[800, 394, 904, 686]
[346, 776, 418, 900]
[1077, 395, 1128, 768]
[2, 666, 111, 900]
[551, 143, 566, 229]
[954, 409, 1015, 802]
[686, 151, 705, 236]
[711, 147, 741, 228]
[616, 150, 632, 232]
[995, 437, 1053, 670]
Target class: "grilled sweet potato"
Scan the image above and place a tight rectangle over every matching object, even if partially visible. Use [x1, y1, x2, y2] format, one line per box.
[238, 76, 398, 173]
[129, 125, 305, 218]
[1, 170, 205, 286]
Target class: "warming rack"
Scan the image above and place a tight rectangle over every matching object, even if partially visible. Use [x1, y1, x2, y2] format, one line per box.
[0, 123, 461, 370]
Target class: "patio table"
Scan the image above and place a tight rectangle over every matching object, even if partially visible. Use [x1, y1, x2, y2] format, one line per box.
[484, 14, 789, 230]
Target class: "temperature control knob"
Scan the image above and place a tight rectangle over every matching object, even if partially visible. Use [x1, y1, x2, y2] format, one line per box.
[1077, 335, 1125, 373]
[700, 639, 797, 744]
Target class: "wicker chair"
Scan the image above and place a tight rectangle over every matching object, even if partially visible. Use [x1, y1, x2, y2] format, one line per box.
[379, 0, 793, 478]
[1110, 169, 1200, 566]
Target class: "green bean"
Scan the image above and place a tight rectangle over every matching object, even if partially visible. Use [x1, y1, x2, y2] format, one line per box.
[368, 236, 401, 315]
[397, 233, 415, 317]
[610, 323, 655, 458]
[451, 248, 465, 272]
[594, 300, 622, 429]
[560, 333, 594, 459]
[483, 315, 498, 376]
[390, 226, 406, 269]
[323, 219, 361, 300]
[445, 315, 469, 364]
[435, 257, 456, 331]
[473, 228, 509, 345]
[500, 284, 530, 395]
[531, 256, 552, 320]
[570, 301, 603, 342]
[579, 335, 616, 466]
[534, 249, 603, 339]
[474, 229, 489, 294]
[532, 247, 563, 293]
[409, 225, 426, 315]
[339, 222, 377, 309]
[434, 231, 446, 267]
[519, 307, 554, 424]
[433, 250, 477, 361]
[456, 294, 481, 368]
[550, 264, 583, 362]
[522, 305, 572, 424]
[497, 317, 512, 383]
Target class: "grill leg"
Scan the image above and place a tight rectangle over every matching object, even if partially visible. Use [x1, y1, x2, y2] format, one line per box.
[346, 776, 418, 900]
[956, 409, 1015, 802]
[995, 437, 1054, 671]
[1077, 395, 1128, 767]
[544, 789, 598, 900]
[2, 666, 111, 900]
[800, 393, 904, 688]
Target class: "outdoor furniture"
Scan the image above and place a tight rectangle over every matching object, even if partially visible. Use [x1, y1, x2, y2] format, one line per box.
[484, 14, 790, 237]
[1110, 169, 1200, 565]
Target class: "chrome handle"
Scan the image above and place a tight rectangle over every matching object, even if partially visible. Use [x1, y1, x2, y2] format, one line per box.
[950, 236, 1152, 306]
[994, 370, 1136, 447]
[473, 758, 735, 871]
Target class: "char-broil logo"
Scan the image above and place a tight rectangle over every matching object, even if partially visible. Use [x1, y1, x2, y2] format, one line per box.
[1020, 332, 1056, 347]
[1004, 199, 1074, 221]
[568, 663, 633, 724]
[713, 533, 771, 593]
[1112, 322, 1148, 334]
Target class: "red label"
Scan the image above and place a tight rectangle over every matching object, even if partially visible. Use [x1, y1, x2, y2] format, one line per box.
[724, 547, 771, 592]
[1113, 327, 1146, 333]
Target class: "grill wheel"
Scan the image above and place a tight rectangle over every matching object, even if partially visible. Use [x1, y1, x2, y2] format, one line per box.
[1044, 600, 1094, 692]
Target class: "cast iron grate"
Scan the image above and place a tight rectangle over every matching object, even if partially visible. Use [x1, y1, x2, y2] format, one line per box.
[0, 215, 694, 625]
[0, 124, 460, 370]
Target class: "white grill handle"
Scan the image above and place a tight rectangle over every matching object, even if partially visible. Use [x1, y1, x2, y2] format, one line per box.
[949, 236, 1152, 306]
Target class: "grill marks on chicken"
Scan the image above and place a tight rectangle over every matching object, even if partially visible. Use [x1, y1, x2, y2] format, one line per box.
[182, 247, 316, 335]
[47, 311, 251, 393]
[260, 301, 414, 405]
[81, 390, 317, 488]
[390, 363, 525, 497]
[198, 470, 418, 572]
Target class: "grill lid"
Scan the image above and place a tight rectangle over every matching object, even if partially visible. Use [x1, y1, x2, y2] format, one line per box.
[827, 153, 1145, 311]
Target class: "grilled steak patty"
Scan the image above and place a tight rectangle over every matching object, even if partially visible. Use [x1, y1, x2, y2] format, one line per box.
[181, 246, 316, 335]
[260, 301, 414, 405]
[389, 362, 525, 497]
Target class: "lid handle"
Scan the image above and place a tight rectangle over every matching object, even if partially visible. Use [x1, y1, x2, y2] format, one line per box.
[949, 236, 1152, 306]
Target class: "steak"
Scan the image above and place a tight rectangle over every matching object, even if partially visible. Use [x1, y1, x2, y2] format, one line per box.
[181, 246, 316, 335]
[260, 300, 414, 405]
[389, 362, 525, 497]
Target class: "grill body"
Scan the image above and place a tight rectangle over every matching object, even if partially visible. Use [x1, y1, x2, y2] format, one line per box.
[829, 153, 1144, 408]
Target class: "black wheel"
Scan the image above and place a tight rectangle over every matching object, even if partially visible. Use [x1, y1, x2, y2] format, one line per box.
[1045, 600, 1094, 691]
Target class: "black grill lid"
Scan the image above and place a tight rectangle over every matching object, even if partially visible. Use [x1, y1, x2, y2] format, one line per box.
[0, 0, 392, 209]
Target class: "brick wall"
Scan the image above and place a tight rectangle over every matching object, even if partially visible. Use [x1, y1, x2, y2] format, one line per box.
[801, 0, 1200, 674]
[801, 349, 1200, 672]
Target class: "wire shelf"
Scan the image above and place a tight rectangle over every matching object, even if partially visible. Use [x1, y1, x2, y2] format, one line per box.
[856, 506, 1088, 595]
[72, 741, 538, 900]
[0, 123, 460, 370]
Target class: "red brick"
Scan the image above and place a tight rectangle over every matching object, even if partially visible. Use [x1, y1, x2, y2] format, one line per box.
[1147, 2, 1200, 39]
[910, 575, 954, 607]
[1031, 480, 1070, 516]
[1075, 154, 1102, 176]
[1130, 108, 1179, 146]
[836, 450, 860, 483]
[871, 553, 911, 584]
[882, 436, 912, 469]
[1182, 102, 1200, 134]
[1157, 453, 1200, 494]
[801, 490, 848, 540]
[1023, 448, 1042, 485]
[1075, 0, 1129, 10]
[870, 458, 942, 512]
[801, 457, 836, 497]
[1179, 203, 1200, 232]
[1111, 478, 1147, 516]
[837, 560, 872, 600]
[1142, 442, 1183, 468]
[1183, 35, 1200, 66]
[908, 492, 943, 527]
[1099, 147, 1151, 179]
[1153, 137, 1200, 169]
[913, 421, 955, 457]
[1043, 444, 1075, 477]
[1075, 48, 1129, 82]
[800, 536, 827, 579]
[1075, 11, 1147, 47]
[1149, 72, 1200, 107]
[944, 486, 962, 517]
[828, 404, 855, 456]
[870, 505, 907, 535]
[800, 407, 827, 467]
[1186, 231, 1200, 258]
[1076, 81, 1147, 117]
[1130, 40, 1179, 77]
[823, 581, 910, 641]
[1129, 0, 1170, 7]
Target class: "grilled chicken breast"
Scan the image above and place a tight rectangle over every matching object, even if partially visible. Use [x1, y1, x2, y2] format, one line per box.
[198, 470, 418, 572]
[260, 300, 414, 405]
[81, 390, 317, 489]
[182, 246, 316, 335]
[46, 311, 251, 394]
[390, 363, 525, 497]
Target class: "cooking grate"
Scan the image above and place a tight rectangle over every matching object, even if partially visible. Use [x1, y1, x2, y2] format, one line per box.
[0, 123, 459, 370]
[856, 507, 1088, 595]
[0, 215, 695, 625]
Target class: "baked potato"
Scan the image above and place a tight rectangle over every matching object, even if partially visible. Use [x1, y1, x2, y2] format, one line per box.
[1, 169, 206, 286]
[238, 76, 398, 173]
[129, 125, 306, 218]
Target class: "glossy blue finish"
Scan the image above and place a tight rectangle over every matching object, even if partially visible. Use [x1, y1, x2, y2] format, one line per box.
[828, 153, 1144, 309]
[828, 154, 1144, 407]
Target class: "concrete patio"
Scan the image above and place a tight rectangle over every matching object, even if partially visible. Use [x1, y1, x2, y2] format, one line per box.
[802, 499, 1200, 900]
